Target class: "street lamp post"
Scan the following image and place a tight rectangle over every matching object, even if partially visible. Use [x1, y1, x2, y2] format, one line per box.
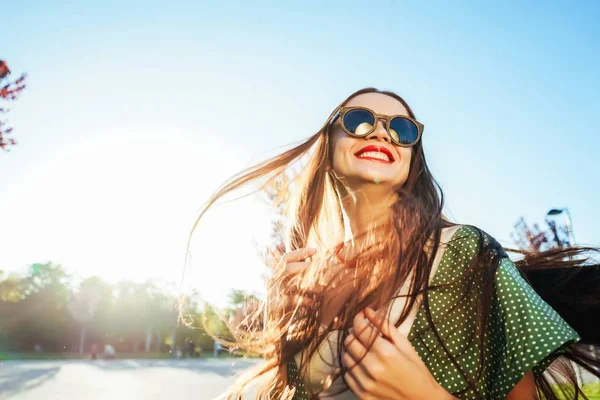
[547, 208, 576, 246]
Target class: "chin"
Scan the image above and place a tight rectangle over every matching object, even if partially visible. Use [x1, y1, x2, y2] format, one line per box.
[354, 175, 398, 187]
[332, 168, 403, 188]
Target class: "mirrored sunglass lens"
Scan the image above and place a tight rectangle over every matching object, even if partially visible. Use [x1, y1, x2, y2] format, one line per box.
[343, 109, 375, 136]
[390, 118, 418, 145]
[389, 129, 400, 143]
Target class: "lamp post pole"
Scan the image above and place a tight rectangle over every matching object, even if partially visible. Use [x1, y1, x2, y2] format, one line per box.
[563, 208, 575, 246]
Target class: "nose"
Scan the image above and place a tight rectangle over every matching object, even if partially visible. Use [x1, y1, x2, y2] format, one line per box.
[366, 119, 390, 143]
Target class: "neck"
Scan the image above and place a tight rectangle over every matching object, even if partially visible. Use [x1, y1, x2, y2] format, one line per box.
[335, 179, 398, 243]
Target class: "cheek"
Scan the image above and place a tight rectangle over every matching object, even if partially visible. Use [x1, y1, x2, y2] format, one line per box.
[398, 148, 412, 169]
[396, 148, 413, 179]
[329, 133, 354, 170]
[331, 147, 347, 173]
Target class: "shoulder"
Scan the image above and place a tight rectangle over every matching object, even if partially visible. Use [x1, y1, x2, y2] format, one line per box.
[443, 224, 504, 255]
[437, 224, 491, 258]
[431, 225, 481, 262]
[434, 225, 507, 282]
[446, 224, 493, 242]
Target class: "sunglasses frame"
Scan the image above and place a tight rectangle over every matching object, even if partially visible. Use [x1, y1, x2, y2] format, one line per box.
[331, 106, 425, 147]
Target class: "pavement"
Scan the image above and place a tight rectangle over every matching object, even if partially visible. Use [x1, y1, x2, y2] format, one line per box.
[0, 358, 262, 400]
[0, 357, 597, 399]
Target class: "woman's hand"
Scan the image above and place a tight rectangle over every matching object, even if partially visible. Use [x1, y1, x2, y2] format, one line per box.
[270, 248, 319, 315]
[342, 307, 455, 400]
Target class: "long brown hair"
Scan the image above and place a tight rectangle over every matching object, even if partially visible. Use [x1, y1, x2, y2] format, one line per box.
[185, 88, 599, 399]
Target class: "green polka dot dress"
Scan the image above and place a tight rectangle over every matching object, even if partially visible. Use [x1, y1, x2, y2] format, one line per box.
[286, 226, 580, 399]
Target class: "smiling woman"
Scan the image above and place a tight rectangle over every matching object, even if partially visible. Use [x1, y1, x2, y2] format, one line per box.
[187, 88, 600, 400]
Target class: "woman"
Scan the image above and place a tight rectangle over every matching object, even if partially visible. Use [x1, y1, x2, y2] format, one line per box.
[188, 88, 599, 399]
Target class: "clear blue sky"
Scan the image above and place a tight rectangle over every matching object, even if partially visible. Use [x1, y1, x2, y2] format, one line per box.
[1, 1, 599, 303]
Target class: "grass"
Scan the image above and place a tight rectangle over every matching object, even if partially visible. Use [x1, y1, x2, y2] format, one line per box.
[550, 382, 600, 400]
[0, 352, 82, 360]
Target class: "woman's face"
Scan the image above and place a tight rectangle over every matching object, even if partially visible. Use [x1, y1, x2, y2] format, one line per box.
[329, 93, 413, 191]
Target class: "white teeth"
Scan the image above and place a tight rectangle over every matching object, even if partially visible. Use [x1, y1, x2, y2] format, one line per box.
[356, 151, 390, 162]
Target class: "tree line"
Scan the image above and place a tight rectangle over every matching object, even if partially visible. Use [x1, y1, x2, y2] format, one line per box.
[0, 262, 258, 358]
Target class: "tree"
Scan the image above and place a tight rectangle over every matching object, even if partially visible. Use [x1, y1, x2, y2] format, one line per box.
[108, 279, 180, 353]
[511, 216, 571, 252]
[68, 277, 106, 355]
[227, 288, 262, 334]
[0, 60, 27, 152]
[1, 262, 73, 352]
[0, 262, 208, 356]
[139, 279, 178, 353]
[0, 270, 22, 302]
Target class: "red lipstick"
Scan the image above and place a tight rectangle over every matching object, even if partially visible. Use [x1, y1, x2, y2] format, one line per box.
[354, 145, 395, 163]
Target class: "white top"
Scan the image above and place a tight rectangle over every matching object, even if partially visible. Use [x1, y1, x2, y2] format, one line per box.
[293, 225, 461, 399]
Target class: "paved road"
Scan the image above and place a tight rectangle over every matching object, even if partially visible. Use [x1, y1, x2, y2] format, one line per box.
[1, 358, 597, 399]
[0, 358, 261, 400]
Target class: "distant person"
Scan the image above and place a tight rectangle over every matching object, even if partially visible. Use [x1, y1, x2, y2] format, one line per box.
[192, 88, 600, 399]
[103, 344, 116, 360]
[188, 339, 195, 358]
[213, 341, 221, 358]
[90, 343, 98, 360]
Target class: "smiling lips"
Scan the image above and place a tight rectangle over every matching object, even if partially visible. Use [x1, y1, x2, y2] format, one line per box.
[354, 145, 395, 163]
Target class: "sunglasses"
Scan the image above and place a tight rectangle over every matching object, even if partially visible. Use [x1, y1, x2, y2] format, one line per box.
[331, 106, 424, 147]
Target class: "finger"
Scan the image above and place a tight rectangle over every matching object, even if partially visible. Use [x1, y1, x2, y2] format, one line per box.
[364, 307, 404, 347]
[352, 311, 381, 348]
[343, 370, 366, 398]
[364, 307, 422, 365]
[342, 333, 377, 381]
[282, 248, 317, 264]
[343, 353, 378, 398]
[283, 261, 312, 277]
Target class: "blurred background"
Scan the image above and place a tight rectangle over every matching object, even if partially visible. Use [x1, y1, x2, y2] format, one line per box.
[1, 1, 598, 398]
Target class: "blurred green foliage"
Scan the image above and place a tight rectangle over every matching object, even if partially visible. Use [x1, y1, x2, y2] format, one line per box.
[0, 262, 260, 358]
